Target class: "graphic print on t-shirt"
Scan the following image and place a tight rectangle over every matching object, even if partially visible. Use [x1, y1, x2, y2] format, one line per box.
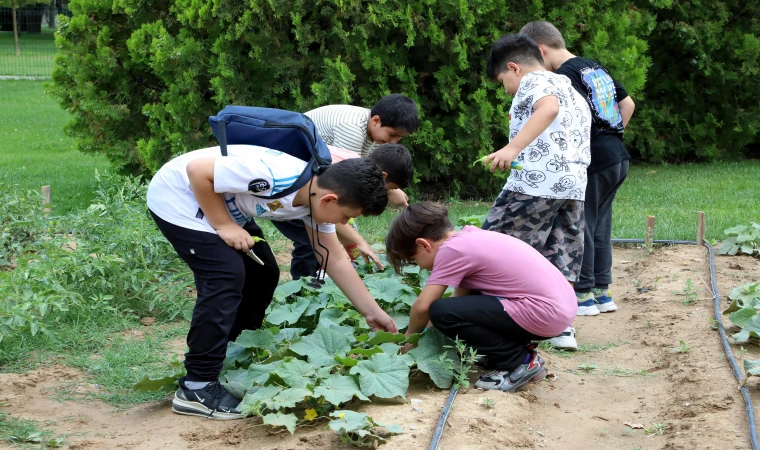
[581, 67, 622, 129]
[505, 71, 591, 200]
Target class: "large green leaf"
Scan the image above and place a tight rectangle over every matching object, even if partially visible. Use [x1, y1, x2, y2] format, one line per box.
[729, 308, 758, 328]
[290, 326, 352, 368]
[246, 361, 283, 385]
[266, 298, 310, 325]
[273, 328, 305, 343]
[263, 412, 298, 434]
[314, 374, 369, 406]
[408, 328, 457, 388]
[365, 278, 417, 306]
[364, 330, 406, 346]
[234, 328, 276, 350]
[270, 387, 313, 409]
[724, 283, 760, 313]
[745, 359, 760, 378]
[350, 353, 409, 399]
[732, 314, 760, 344]
[239, 385, 282, 413]
[221, 368, 260, 399]
[273, 279, 306, 301]
[132, 373, 181, 393]
[273, 359, 317, 389]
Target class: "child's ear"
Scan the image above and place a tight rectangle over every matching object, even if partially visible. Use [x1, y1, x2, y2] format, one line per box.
[370, 115, 382, 126]
[318, 192, 339, 205]
[381, 171, 389, 180]
[415, 238, 432, 252]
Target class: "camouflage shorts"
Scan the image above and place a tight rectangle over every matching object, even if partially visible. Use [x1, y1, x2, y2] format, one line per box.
[482, 190, 585, 282]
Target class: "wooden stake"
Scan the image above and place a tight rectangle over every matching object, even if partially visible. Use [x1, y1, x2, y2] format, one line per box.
[645, 215, 656, 252]
[41, 185, 51, 213]
[697, 211, 705, 247]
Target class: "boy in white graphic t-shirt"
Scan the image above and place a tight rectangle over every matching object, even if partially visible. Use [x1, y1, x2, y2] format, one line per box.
[480, 34, 591, 350]
[147, 147, 396, 420]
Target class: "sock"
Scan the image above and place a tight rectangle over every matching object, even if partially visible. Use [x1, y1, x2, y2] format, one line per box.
[185, 381, 211, 390]
[575, 289, 592, 294]
[594, 284, 609, 291]
[522, 352, 533, 364]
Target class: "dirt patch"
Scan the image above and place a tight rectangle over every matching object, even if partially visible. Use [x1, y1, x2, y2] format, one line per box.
[2, 246, 758, 449]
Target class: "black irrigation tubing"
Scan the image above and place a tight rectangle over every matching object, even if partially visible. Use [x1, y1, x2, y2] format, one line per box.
[428, 238, 759, 450]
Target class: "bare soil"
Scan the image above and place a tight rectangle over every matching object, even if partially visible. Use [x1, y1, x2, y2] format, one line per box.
[2, 246, 759, 450]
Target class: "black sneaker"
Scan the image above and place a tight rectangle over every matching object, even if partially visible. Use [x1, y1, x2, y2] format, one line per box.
[475, 352, 545, 392]
[172, 377, 244, 420]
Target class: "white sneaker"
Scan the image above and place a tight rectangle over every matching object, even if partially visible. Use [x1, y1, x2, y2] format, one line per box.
[576, 292, 601, 316]
[547, 327, 577, 351]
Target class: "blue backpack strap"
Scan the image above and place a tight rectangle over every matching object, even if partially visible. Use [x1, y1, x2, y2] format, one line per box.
[218, 121, 228, 157]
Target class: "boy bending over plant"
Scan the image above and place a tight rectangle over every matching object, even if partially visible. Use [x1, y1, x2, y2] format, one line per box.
[386, 203, 576, 392]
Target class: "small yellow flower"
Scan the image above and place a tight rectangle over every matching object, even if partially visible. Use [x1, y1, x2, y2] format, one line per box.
[304, 409, 318, 421]
[338, 413, 345, 419]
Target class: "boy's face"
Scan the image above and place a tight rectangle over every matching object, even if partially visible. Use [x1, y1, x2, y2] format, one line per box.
[368, 115, 408, 145]
[496, 63, 522, 95]
[310, 193, 363, 225]
[412, 238, 438, 271]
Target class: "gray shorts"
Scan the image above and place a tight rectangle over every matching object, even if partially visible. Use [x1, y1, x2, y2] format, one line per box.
[482, 190, 585, 282]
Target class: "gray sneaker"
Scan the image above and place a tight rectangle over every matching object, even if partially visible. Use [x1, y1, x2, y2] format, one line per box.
[475, 353, 546, 392]
[172, 377, 244, 420]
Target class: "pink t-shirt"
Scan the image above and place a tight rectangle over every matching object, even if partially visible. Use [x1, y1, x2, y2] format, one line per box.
[328, 145, 360, 163]
[426, 226, 577, 337]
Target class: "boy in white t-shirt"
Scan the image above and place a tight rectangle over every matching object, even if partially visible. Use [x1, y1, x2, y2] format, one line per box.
[147, 146, 397, 420]
[480, 34, 592, 350]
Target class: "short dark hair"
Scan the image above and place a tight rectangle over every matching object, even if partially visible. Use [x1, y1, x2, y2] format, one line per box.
[370, 94, 419, 133]
[367, 143, 414, 189]
[520, 21, 566, 49]
[316, 158, 388, 216]
[485, 34, 544, 80]
[385, 202, 453, 274]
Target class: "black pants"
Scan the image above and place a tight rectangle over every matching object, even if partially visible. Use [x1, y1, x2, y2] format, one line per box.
[575, 160, 629, 292]
[429, 295, 546, 371]
[271, 219, 319, 280]
[150, 211, 279, 381]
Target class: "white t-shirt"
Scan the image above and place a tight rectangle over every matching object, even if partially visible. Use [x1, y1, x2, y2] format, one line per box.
[146, 145, 335, 234]
[505, 71, 592, 200]
[305, 105, 377, 157]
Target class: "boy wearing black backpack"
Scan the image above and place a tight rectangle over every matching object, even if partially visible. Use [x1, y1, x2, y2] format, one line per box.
[147, 145, 396, 420]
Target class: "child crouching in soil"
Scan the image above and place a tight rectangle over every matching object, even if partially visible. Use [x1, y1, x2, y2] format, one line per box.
[386, 203, 577, 392]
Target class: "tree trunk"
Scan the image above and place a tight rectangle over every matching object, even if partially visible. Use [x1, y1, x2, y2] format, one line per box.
[12, 0, 20, 57]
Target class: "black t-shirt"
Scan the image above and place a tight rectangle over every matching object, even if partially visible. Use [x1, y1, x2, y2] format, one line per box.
[557, 57, 631, 174]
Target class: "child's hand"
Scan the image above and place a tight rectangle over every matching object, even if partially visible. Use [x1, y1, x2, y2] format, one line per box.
[355, 241, 385, 270]
[387, 188, 409, 207]
[401, 343, 415, 354]
[485, 144, 522, 172]
[216, 223, 254, 251]
[364, 309, 399, 334]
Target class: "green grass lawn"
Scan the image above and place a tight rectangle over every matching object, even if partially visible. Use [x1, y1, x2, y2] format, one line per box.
[0, 80, 112, 214]
[345, 161, 760, 244]
[0, 30, 57, 77]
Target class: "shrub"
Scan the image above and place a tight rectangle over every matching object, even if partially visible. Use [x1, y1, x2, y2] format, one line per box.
[50, 0, 651, 196]
[629, 0, 760, 162]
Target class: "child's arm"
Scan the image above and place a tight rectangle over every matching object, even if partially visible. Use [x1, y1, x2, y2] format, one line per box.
[186, 157, 254, 250]
[334, 223, 384, 269]
[387, 188, 409, 207]
[406, 284, 448, 337]
[618, 96, 635, 127]
[485, 96, 560, 172]
[453, 287, 471, 297]
[307, 228, 398, 333]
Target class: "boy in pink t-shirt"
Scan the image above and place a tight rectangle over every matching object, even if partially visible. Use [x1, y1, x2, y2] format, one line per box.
[386, 202, 576, 392]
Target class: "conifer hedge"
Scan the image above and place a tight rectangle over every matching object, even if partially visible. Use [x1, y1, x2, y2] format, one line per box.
[49, 0, 758, 194]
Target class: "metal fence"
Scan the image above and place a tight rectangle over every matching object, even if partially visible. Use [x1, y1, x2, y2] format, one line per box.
[0, 1, 70, 79]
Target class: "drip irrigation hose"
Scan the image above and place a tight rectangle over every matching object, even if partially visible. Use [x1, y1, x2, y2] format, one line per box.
[427, 238, 759, 450]
[428, 386, 458, 450]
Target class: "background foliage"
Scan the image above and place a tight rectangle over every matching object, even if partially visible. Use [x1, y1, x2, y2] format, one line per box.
[48, 0, 759, 196]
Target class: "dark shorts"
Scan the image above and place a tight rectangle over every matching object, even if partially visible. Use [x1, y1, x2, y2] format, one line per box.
[482, 190, 585, 282]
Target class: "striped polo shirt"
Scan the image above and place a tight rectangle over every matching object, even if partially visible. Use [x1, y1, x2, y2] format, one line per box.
[305, 105, 377, 158]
